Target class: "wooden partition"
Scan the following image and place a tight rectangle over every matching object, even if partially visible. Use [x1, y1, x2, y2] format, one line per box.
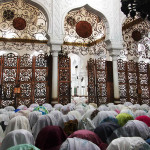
[0, 53, 51, 108]
[88, 58, 113, 105]
[118, 59, 150, 105]
[58, 55, 71, 105]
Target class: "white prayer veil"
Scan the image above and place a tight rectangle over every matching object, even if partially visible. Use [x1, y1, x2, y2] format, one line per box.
[60, 137, 101, 150]
[32, 114, 57, 139]
[28, 111, 42, 129]
[4, 115, 31, 136]
[107, 137, 150, 150]
[1, 129, 34, 150]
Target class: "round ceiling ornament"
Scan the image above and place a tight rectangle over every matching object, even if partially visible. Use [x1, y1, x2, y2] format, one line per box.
[67, 17, 76, 26]
[76, 21, 92, 38]
[132, 30, 142, 41]
[3, 10, 14, 21]
[13, 17, 26, 30]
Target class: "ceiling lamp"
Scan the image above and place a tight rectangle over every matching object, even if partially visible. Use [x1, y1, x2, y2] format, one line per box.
[121, 0, 150, 20]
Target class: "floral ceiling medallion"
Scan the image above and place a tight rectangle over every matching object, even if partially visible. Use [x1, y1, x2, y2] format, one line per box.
[13, 17, 26, 30]
[76, 21, 92, 38]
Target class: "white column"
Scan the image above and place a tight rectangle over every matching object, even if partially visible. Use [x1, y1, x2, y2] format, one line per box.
[106, 40, 123, 103]
[112, 55, 120, 100]
[52, 51, 59, 104]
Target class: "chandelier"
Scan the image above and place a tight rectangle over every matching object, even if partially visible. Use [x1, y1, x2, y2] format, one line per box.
[121, 0, 150, 20]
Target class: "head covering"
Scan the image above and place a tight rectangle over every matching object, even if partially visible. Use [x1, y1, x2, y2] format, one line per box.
[50, 110, 63, 126]
[4, 106, 15, 111]
[134, 110, 147, 118]
[141, 104, 149, 112]
[89, 103, 97, 108]
[42, 103, 53, 112]
[0, 125, 4, 143]
[0, 109, 7, 114]
[60, 137, 101, 150]
[58, 114, 76, 128]
[116, 113, 134, 126]
[107, 137, 150, 150]
[54, 103, 63, 111]
[33, 106, 48, 115]
[100, 116, 118, 124]
[107, 120, 150, 144]
[32, 114, 57, 139]
[135, 115, 150, 127]
[69, 130, 107, 150]
[61, 105, 71, 115]
[1, 129, 34, 150]
[9, 112, 24, 120]
[93, 111, 117, 127]
[29, 103, 39, 109]
[7, 144, 40, 150]
[123, 102, 133, 106]
[120, 108, 134, 118]
[78, 108, 96, 131]
[28, 111, 42, 129]
[98, 105, 110, 111]
[35, 126, 67, 150]
[0, 113, 10, 127]
[4, 116, 31, 136]
[17, 105, 27, 110]
[94, 122, 120, 143]
[68, 110, 82, 121]
[18, 110, 31, 118]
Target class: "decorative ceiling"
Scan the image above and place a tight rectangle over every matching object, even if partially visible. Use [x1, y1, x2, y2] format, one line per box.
[0, 0, 47, 40]
[62, 7, 107, 56]
[122, 16, 150, 60]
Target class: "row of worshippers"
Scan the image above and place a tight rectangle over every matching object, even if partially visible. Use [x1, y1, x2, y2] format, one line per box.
[0, 101, 150, 150]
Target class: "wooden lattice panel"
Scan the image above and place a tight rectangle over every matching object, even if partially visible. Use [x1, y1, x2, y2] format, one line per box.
[138, 61, 150, 105]
[117, 59, 128, 103]
[0, 53, 50, 108]
[95, 58, 107, 105]
[87, 58, 96, 103]
[58, 55, 71, 105]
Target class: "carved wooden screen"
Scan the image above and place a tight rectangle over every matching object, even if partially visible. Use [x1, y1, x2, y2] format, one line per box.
[95, 58, 107, 105]
[118, 59, 128, 104]
[0, 56, 2, 107]
[34, 54, 49, 105]
[138, 61, 150, 105]
[0, 53, 50, 108]
[118, 60, 150, 105]
[1, 53, 18, 107]
[18, 54, 33, 107]
[58, 55, 71, 105]
[87, 58, 96, 103]
[127, 60, 138, 103]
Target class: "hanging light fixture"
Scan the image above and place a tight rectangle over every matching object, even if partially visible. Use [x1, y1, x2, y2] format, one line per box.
[121, 0, 150, 20]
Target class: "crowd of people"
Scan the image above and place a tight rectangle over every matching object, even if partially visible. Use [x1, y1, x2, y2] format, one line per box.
[0, 100, 150, 150]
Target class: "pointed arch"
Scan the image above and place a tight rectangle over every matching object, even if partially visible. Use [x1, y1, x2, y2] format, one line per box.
[62, 4, 110, 40]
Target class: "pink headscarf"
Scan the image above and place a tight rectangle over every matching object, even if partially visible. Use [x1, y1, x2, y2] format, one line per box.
[69, 130, 107, 150]
[35, 126, 67, 150]
[135, 115, 150, 127]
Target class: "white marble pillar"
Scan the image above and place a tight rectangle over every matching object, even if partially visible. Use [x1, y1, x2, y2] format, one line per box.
[52, 51, 59, 104]
[112, 55, 120, 100]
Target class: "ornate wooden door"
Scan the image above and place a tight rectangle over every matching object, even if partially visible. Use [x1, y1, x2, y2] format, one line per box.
[118, 59, 150, 105]
[87, 58, 96, 104]
[58, 55, 71, 105]
[1, 53, 17, 107]
[0, 53, 50, 108]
